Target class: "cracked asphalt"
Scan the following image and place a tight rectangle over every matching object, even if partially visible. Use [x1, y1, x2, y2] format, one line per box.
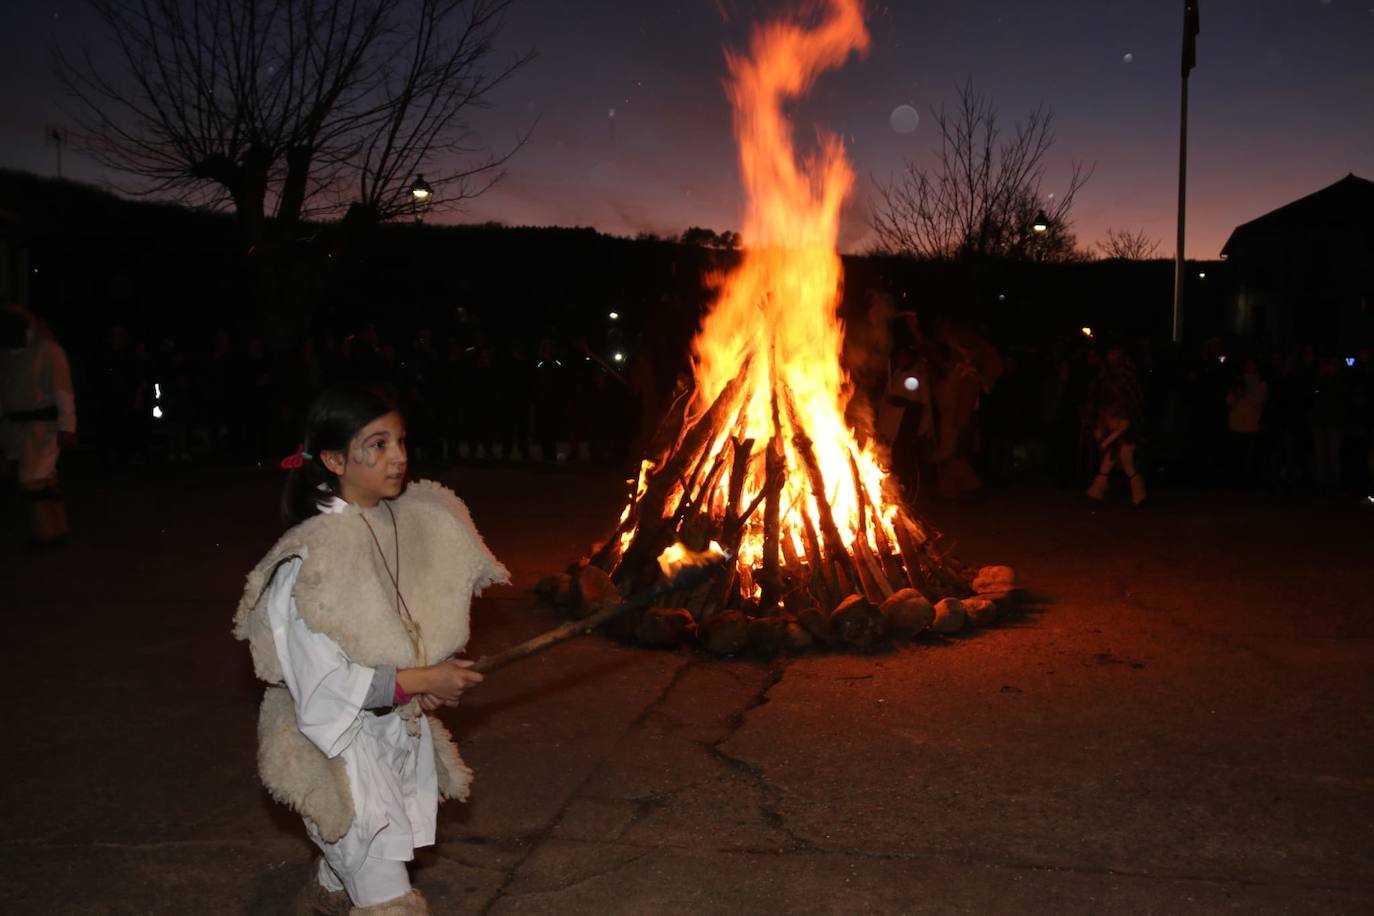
[2, 466, 1372, 914]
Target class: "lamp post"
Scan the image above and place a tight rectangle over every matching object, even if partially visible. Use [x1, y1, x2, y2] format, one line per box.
[1032, 210, 1049, 234]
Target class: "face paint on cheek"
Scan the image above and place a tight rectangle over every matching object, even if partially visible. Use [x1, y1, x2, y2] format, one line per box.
[352, 444, 380, 468]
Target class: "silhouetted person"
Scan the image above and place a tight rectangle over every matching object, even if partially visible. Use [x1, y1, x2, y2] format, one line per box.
[1310, 357, 1348, 488]
[1085, 341, 1146, 506]
[1225, 357, 1268, 485]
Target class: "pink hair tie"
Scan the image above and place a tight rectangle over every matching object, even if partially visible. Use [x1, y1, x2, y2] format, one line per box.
[279, 443, 313, 470]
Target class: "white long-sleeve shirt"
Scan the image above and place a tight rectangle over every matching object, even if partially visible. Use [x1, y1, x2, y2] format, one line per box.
[0, 328, 76, 483]
[265, 498, 438, 875]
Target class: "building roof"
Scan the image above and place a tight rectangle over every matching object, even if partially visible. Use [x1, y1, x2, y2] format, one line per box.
[1221, 173, 1374, 259]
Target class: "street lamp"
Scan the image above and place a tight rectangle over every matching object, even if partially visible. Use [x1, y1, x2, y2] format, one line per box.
[409, 174, 434, 202]
[1032, 210, 1050, 234]
[408, 174, 434, 222]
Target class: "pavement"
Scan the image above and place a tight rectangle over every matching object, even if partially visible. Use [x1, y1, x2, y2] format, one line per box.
[1, 465, 1372, 915]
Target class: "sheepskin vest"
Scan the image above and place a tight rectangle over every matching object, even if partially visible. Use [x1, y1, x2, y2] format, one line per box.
[233, 479, 509, 841]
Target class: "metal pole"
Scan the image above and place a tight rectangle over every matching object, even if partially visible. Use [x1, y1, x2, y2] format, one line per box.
[1172, 10, 1190, 344]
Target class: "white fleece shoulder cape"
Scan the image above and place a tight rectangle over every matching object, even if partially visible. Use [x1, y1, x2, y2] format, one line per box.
[233, 480, 509, 841]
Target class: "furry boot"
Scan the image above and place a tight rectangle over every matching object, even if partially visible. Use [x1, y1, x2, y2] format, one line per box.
[1129, 473, 1147, 507]
[350, 888, 430, 915]
[294, 876, 351, 916]
[1085, 473, 1109, 501]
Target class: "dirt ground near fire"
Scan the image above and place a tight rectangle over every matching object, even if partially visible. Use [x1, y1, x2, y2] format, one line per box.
[2, 466, 1372, 914]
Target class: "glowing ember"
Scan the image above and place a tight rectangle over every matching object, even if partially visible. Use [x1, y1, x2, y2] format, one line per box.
[657, 541, 728, 579]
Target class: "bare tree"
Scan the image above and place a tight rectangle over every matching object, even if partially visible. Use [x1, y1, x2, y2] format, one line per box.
[55, 0, 532, 261]
[1096, 227, 1161, 260]
[679, 227, 740, 249]
[870, 80, 1091, 262]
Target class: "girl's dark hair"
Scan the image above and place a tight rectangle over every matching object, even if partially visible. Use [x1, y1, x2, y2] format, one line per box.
[281, 385, 400, 526]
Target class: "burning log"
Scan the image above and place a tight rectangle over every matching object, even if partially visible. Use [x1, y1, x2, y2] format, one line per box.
[758, 381, 786, 612]
[782, 389, 862, 592]
[616, 355, 754, 588]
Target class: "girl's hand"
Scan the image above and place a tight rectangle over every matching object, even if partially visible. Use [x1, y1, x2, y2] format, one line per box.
[418, 694, 444, 712]
[398, 658, 484, 707]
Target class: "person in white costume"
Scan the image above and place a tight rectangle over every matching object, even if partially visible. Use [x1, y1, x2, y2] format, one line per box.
[1, 302, 76, 548]
[235, 386, 508, 915]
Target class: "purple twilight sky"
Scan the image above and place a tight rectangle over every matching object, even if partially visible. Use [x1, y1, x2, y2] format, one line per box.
[1, 0, 1372, 258]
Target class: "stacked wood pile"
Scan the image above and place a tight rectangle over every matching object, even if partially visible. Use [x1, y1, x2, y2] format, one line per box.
[535, 368, 1022, 656]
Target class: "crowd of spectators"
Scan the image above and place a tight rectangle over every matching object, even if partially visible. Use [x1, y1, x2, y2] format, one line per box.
[881, 323, 1374, 503]
[77, 318, 646, 472]
[46, 307, 1374, 505]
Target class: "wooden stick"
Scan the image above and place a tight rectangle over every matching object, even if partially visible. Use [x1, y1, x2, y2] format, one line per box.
[472, 601, 635, 673]
[702, 437, 755, 615]
[617, 356, 753, 581]
[758, 364, 785, 611]
[782, 390, 862, 591]
[798, 498, 833, 606]
[892, 518, 939, 599]
[848, 451, 895, 558]
[475, 557, 731, 673]
[853, 535, 894, 600]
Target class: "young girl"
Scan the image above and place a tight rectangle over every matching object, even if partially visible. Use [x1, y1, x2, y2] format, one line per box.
[234, 386, 508, 914]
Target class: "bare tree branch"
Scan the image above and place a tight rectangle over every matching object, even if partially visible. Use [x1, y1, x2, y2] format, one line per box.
[870, 79, 1092, 262]
[54, 0, 533, 243]
[1096, 227, 1161, 260]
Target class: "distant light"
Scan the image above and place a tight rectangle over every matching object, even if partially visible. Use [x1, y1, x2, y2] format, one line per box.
[154, 383, 161, 399]
[409, 174, 433, 201]
[1122, 52, 1134, 64]
[902, 375, 920, 392]
[612, 352, 625, 363]
[1032, 211, 1050, 233]
[997, 293, 1007, 302]
[1080, 327, 1093, 338]
[609, 311, 620, 320]
[1347, 357, 1357, 368]
[1218, 355, 1228, 364]
[1198, 271, 1207, 279]
[152, 406, 163, 419]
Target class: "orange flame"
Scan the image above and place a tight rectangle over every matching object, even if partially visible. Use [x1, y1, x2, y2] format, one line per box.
[657, 540, 728, 579]
[686, 0, 895, 575]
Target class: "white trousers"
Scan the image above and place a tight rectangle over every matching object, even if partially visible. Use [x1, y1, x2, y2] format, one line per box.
[318, 855, 411, 907]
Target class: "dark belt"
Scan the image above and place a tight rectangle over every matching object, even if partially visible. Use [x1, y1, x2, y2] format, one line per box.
[4, 406, 59, 423]
[22, 486, 64, 503]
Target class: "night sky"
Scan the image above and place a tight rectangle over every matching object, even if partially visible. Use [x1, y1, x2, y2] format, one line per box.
[2, 0, 1371, 258]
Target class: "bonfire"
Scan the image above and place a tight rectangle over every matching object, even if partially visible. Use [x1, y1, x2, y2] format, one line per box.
[544, 0, 1017, 654]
